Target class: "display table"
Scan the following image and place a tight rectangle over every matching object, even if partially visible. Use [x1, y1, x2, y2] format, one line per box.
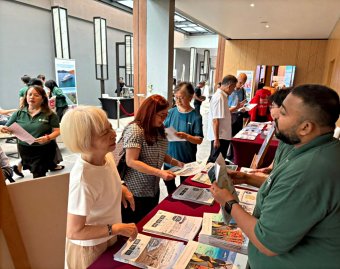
[99, 97, 134, 119]
[231, 133, 279, 168]
[0, 133, 19, 158]
[88, 178, 220, 269]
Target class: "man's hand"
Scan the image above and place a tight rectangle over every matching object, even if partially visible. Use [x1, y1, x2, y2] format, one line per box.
[249, 167, 272, 175]
[210, 182, 234, 205]
[228, 170, 248, 185]
[121, 185, 135, 211]
[214, 139, 220, 149]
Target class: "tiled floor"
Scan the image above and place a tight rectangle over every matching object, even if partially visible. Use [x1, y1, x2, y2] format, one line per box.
[1, 99, 212, 202]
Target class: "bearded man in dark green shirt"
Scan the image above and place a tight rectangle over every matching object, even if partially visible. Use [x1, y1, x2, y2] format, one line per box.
[211, 84, 340, 269]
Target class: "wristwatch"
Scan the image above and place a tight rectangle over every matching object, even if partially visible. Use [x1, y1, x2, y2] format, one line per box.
[224, 199, 239, 214]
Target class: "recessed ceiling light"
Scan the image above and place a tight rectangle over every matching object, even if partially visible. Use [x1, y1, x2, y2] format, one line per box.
[250, 3, 255, 7]
[265, 25, 270, 28]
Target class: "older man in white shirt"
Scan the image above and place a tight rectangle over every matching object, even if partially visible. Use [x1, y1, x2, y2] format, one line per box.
[207, 75, 238, 163]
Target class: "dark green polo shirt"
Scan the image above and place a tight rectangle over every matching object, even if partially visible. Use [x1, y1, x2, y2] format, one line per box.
[249, 133, 340, 269]
[18, 86, 29, 97]
[6, 107, 59, 146]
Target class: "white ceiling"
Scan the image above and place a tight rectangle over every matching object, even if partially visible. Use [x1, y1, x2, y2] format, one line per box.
[175, 0, 340, 39]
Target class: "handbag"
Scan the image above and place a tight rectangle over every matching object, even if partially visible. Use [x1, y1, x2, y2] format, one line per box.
[113, 130, 128, 179]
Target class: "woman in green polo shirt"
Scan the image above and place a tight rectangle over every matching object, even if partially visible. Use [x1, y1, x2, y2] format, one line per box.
[45, 80, 68, 122]
[1, 85, 60, 178]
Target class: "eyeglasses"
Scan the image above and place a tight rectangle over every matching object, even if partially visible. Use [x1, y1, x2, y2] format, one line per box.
[174, 96, 186, 101]
[156, 112, 168, 119]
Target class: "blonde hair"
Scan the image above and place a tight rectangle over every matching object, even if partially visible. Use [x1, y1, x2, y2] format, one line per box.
[60, 106, 108, 154]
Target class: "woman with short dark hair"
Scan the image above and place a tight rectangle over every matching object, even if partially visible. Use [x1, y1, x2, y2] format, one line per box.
[163, 82, 203, 194]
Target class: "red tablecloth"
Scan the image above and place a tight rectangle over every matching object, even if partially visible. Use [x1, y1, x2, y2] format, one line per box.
[232, 133, 279, 168]
[88, 179, 220, 269]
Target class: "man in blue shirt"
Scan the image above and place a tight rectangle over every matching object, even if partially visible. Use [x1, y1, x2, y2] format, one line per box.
[228, 73, 248, 136]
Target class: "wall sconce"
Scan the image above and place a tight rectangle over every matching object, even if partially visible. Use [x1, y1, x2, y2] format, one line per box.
[51, 6, 70, 59]
[189, 47, 197, 83]
[94, 17, 108, 94]
[125, 35, 133, 87]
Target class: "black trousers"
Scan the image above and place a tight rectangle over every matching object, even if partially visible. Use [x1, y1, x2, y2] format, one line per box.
[18, 142, 56, 178]
[121, 191, 160, 224]
[207, 139, 230, 163]
[56, 106, 68, 122]
[194, 103, 201, 115]
[164, 176, 187, 195]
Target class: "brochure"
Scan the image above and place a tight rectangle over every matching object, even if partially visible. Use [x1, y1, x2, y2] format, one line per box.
[169, 161, 205, 177]
[173, 241, 248, 269]
[114, 233, 184, 269]
[172, 185, 214, 205]
[191, 172, 211, 185]
[8, 122, 36, 145]
[143, 210, 202, 242]
[165, 126, 186, 142]
[199, 212, 249, 254]
[215, 154, 239, 223]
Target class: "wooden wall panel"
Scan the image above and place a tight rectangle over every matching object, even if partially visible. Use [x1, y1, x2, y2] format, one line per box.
[323, 18, 340, 126]
[223, 39, 328, 87]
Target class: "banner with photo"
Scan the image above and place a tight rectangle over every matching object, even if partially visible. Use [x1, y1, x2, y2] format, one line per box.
[54, 58, 78, 106]
[236, 70, 254, 101]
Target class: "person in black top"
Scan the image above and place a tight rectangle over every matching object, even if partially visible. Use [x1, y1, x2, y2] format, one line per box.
[193, 81, 206, 114]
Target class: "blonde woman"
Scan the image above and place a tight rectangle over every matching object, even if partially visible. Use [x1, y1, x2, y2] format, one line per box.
[60, 106, 137, 269]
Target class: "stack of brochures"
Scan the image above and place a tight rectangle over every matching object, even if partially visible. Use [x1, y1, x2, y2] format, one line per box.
[114, 233, 184, 269]
[234, 121, 266, 140]
[142, 210, 202, 242]
[198, 212, 249, 254]
[172, 185, 214, 205]
[173, 241, 248, 269]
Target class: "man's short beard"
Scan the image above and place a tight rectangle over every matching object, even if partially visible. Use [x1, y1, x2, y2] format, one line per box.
[275, 119, 301, 145]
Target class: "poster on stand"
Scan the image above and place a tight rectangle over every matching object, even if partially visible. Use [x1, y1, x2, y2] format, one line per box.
[54, 58, 78, 106]
[236, 70, 254, 101]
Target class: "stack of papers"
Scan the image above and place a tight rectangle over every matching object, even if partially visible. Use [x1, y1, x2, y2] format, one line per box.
[172, 185, 214, 205]
[173, 241, 248, 269]
[143, 210, 202, 242]
[199, 213, 249, 254]
[114, 233, 184, 269]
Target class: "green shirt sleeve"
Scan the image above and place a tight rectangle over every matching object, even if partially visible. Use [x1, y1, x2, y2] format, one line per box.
[52, 87, 64, 97]
[5, 111, 19, 126]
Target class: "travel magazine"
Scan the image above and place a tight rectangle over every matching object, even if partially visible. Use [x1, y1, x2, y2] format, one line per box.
[199, 212, 249, 254]
[114, 233, 184, 269]
[143, 210, 202, 242]
[172, 184, 214, 205]
[173, 241, 248, 269]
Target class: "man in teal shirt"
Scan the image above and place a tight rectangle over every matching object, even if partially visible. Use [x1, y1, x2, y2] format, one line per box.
[210, 84, 340, 269]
